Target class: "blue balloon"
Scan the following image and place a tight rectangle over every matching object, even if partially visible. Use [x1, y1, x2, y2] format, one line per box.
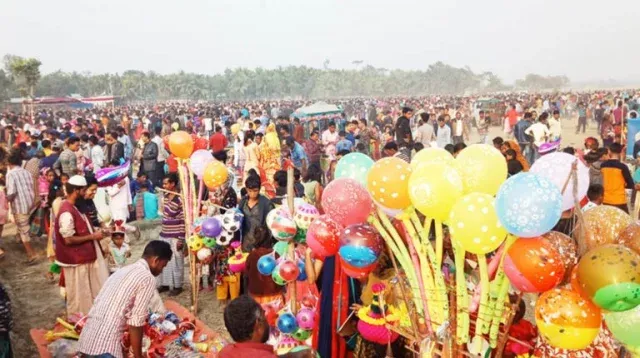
[257, 255, 277, 275]
[276, 312, 298, 334]
[495, 172, 563, 238]
[297, 260, 307, 281]
[338, 245, 377, 268]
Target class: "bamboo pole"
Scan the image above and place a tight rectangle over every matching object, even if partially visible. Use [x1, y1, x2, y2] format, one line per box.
[286, 167, 297, 314]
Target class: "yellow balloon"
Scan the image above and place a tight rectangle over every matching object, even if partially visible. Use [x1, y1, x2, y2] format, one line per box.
[448, 193, 507, 254]
[454, 144, 507, 196]
[203, 161, 229, 189]
[410, 147, 454, 172]
[231, 123, 240, 135]
[408, 163, 463, 221]
[366, 157, 412, 209]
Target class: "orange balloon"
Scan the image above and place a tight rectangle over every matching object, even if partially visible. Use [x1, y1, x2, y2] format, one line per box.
[619, 221, 640, 254]
[366, 157, 412, 210]
[580, 205, 633, 251]
[504, 237, 566, 292]
[203, 161, 228, 190]
[169, 130, 194, 159]
[542, 231, 578, 282]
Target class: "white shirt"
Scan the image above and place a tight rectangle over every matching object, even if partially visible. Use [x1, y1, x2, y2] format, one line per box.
[414, 123, 435, 147]
[90, 145, 104, 170]
[106, 178, 132, 222]
[582, 201, 598, 212]
[548, 117, 562, 140]
[454, 119, 463, 136]
[151, 135, 168, 162]
[204, 117, 213, 132]
[525, 122, 551, 147]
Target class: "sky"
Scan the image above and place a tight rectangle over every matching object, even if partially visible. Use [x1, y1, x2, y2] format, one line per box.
[1, 0, 639, 83]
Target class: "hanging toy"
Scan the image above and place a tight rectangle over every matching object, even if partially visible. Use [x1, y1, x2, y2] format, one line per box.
[278, 260, 300, 282]
[187, 235, 204, 252]
[227, 241, 248, 273]
[296, 308, 315, 330]
[276, 335, 300, 356]
[293, 202, 320, 230]
[356, 283, 400, 345]
[268, 208, 298, 241]
[216, 230, 234, 246]
[258, 254, 277, 275]
[292, 328, 312, 342]
[196, 248, 212, 261]
[220, 209, 243, 232]
[202, 236, 216, 248]
[277, 312, 298, 334]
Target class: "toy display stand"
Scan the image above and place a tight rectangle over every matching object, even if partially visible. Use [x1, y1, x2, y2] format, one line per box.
[30, 300, 223, 358]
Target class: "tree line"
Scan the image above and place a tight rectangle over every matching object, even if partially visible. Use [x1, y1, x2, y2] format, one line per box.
[1, 54, 570, 102]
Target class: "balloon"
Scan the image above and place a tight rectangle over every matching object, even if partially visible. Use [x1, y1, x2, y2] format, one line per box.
[307, 215, 342, 258]
[230, 123, 240, 136]
[495, 172, 563, 238]
[338, 224, 383, 268]
[272, 269, 286, 285]
[257, 254, 277, 275]
[95, 160, 131, 187]
[454, 144, 507, 195]
[279, 261, 300, 282]
[293, 203, 320, 230]
[202, 161, 228, 190]
[273, 241, 289, 257]
[189, 150, 214, 178]
[296, 308, 316, 330]
[292, 328, 311, 342]
[410, 147, 454, 172]
[577, 244, 640, 312]
[166, 154, 178, 173]
[619, 221, 640, 254]
[335, 153, 375, 186]
[340, 257, 377, 279]
[187, 235, 204, 252]
[581, 205, 633, 251]
[196, 248, 212, 261]
[202, 236, 216, 248]
[200, 217, 222, 238]
[535, 289, 601, 350]
[268, 211, 297, 241]
[322, 178, 373, 227]
[605, 304, 640, 346]
[530, 152, 590, 211]
[503, 237, 565, 292]
[367, 157, 412, 209]
[408, 162, 463, 221]
[192, 135, 208, 151]
[541, 231, 578, 281]
[277, 313, 298, 334]
[297, 260, 307, 281]
[168, 130, 194, 159]
[448, 193, 507, 254]
[264, 304, 278, 326]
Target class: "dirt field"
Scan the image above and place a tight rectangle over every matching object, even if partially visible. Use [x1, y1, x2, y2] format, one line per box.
[0, 117, 599, 357]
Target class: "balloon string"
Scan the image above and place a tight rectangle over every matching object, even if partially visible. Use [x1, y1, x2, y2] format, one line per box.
[453, 245, 469, 344]
[434, 219, 444, 270]
[489, 235, 517, 347]
[476, 255, 490, 336]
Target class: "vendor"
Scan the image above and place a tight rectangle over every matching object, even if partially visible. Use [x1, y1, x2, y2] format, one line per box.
[54, 175, 110, 316]
[77, 240, 172, 358]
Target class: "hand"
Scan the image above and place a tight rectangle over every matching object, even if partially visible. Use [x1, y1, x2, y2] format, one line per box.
[176, 240, 184, 251]
[118, 180, 126, 188]
[125, 251, 132, 258]
[350, 303, 362, 312]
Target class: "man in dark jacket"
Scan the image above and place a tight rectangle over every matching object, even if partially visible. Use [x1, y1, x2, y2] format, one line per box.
[104, 131, 125, 164]
[395, 107, 413, 159]
[514, 111, 534, 165]
[140, 131, 159, 184]
[239, 175, 274, 252]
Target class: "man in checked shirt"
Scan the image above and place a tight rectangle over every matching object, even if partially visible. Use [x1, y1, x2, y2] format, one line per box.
[77, 240, 172, 358]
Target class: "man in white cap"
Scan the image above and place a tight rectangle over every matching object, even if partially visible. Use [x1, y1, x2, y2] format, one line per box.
[55, 175, 109, 316]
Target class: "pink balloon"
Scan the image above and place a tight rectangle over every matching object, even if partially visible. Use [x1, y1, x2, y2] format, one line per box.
[307, 215, 343, 258]
[189, 149, 214, 178]
[321, 178, 373, 227]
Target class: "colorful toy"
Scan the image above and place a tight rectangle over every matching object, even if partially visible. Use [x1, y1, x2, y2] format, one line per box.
[277, 312, 298, 334]
[95, 160, 131, 188]
[306, 215, 342, 258]
[454, 144, 507, 196]
[269, 212, 298, 241]
[196, 248, 212, 261]
[187, 235, 204, 252]
[216, 231, 234, 246]
[296, 260, 307, 281]
[257, 254, 277, 275]
[367, 157, 412, 209]
[227, 242, 248, 273]
[322, 178, 373, 227]
[338, 223, 383, 268]
[276, 335, 300, 355]
[292, 328, 311, 342]
[272, 269, 286, 285]
[449, 193, 507, 255]
[201, 217, 222, 238]
[581, 206, 633, 252]
[504, 237, 565, 293]
[296, 308, 315, 330]
[278, 261, 300, 282]
[356, 283, 400, 345]
[202, 236, 216, 248]
[293, 203, 319, 230]
[220, 209, 243, 233]
[334, 152, 375, 186]
[535, 289, 601, 350]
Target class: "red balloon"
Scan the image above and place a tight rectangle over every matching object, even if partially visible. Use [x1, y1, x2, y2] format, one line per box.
[192, 134, 208, 151]
[339, 223, 384, 259]
[307, 215, 343, 257]
[321, 178, 373, 227]
[279, 261, 300, 282]
[340, 256, 377, 279]
[263, 304, 279, 326]
[166, 154, 178, 173]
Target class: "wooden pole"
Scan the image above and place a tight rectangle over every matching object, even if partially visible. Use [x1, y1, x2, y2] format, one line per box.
[286, 166, 297, 314]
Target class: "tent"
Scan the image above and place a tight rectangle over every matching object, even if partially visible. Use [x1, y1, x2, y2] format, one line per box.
[292, 101, 343, 120]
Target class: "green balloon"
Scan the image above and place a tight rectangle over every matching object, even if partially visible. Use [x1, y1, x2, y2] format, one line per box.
[292, 328, 311, 342]
[334, 153, 374, 187]
[605, 304, 640, 346]
[274, 241, 289, 256]
[272, 269, 286, 285]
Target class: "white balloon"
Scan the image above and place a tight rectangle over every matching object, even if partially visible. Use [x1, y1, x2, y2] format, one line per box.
[530, 152, 589, 211]
[196, 248, 212, 261]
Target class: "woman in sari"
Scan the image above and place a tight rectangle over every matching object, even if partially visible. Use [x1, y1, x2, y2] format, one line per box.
[504, 140, 530, 172]
[258, 123, 281, 188]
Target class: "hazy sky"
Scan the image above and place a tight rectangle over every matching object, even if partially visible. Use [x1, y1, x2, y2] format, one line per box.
[1, 0, 638, 83]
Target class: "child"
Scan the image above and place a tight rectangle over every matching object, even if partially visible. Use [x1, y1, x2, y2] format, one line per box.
[272, 170, 288, 206]
[108, 224, 131, 273]
[336, 131, 353, 153]
[133, 183, 159, 220]
[244, 226, 284, 305]
[583, 184, 603, 212]
[505, 149, 524, 176]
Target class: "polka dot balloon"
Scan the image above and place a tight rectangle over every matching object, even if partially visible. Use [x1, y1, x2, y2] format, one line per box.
[495, 172, 563, 238]
[335, 152, 375, 187]
[448, 193, 507, 255]
[366, 157, 412, 210]
[454, 144, 507, 196]
[410, 147, 454, 172]
[293, 202, 320, 230]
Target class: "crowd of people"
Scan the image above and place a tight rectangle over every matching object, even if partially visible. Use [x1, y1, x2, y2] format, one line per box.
[0, 89, 639, 357]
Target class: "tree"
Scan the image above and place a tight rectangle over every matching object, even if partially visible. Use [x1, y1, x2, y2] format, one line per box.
[4, 55, 42, 115]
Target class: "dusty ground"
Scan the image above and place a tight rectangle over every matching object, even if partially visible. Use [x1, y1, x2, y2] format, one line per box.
[0, 116, 599, 357]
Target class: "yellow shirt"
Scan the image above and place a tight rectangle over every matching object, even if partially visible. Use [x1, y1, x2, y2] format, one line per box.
[44, 148, 52, 157]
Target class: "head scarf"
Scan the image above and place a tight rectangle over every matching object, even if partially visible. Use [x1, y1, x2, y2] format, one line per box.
[506, 140, 530, 172]
[264, 123, 280, 151]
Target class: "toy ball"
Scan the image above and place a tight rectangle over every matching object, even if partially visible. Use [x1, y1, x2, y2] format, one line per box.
[340, 256, 377, 279]
[535, 289, 601, 350]
[227, 242, 248, 273]
[307, 215, 342, 258]
[220, 209, 243, 233]
[263, 304, 279, 327]
[257, 254, 277, 276]
[202, 236, 216, 248]
[201, 217, 222, 238]
[273, 241, 289, 257]
[504, 237, 565, 293]
[292, 328, 311, 342]
[279, 261, 300, 282]
[187, 235, 204, 252]
[216, 231, 234, 246]
[272, 269, 286, 286]
[196, 248, 212, 261]
[276, 335, 299, 356]
[296, 260, 307, 281]
[269, 213, 298, 241]
[577, 244, 640, 312]
[277, 313, 298, 334]
[296, 308, 315, 330]
[293, 203, 320, 230]
[338, 224, 383, 268]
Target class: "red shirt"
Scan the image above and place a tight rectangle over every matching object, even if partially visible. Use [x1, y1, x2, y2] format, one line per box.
[507, 109, 519, 126]
[209, 132, 228, 152]
[218, 342, 276, 358]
